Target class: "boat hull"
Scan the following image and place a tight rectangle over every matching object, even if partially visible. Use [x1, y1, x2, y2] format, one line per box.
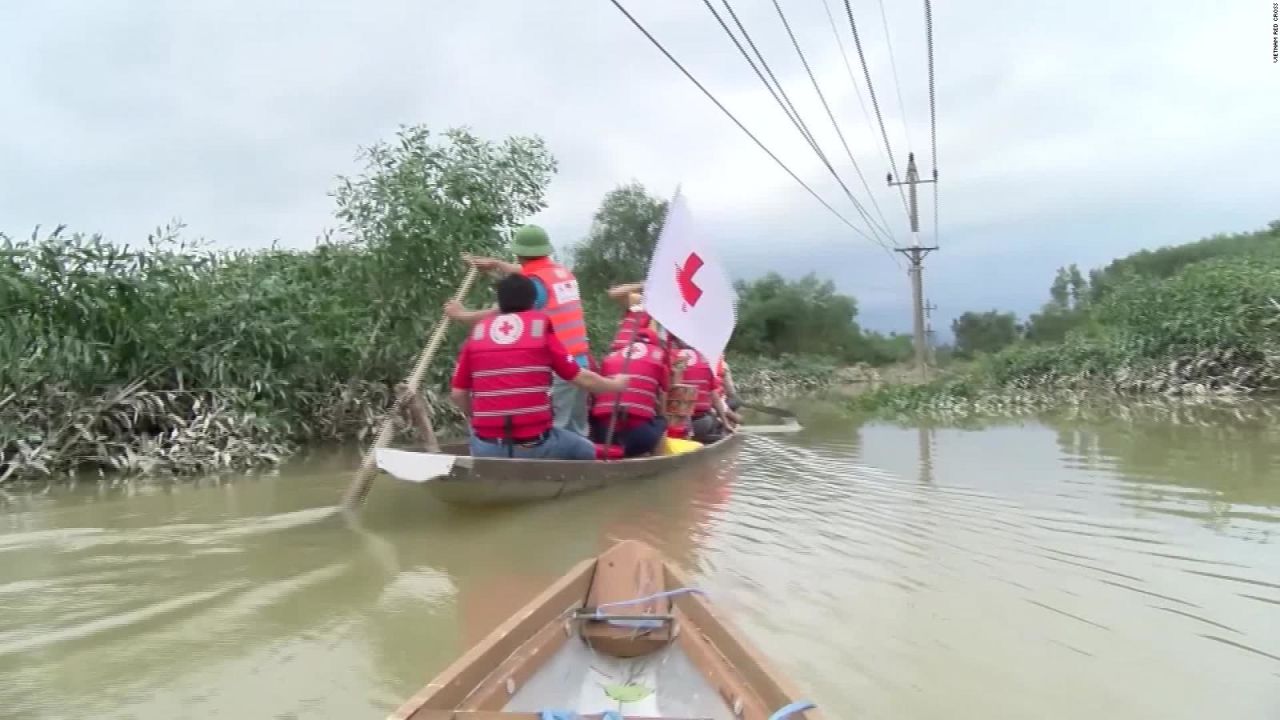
[422, 433, 742, 506]
[387, 539, 820, 720]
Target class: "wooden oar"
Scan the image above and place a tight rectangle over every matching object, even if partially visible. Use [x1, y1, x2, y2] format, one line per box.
[342, 265, 479, 508]
[602, 313, 645, 458]
[740, 401, 797, 419]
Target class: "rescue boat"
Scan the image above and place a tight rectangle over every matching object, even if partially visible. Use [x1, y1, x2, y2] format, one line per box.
[374, 434, 742, 506]
[386, 539, 820, 720]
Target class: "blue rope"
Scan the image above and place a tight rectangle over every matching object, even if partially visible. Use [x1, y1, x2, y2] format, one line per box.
[593, 587, 706, 616]
[539, 712, 624, 720]
[768, 700, 817, 719]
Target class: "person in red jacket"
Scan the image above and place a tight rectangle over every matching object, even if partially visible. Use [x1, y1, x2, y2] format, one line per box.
[674, 342, 740, 443]
[445, 225, 593, 437]
[450, 274, 627, 460]
[590, 327, 669, 457]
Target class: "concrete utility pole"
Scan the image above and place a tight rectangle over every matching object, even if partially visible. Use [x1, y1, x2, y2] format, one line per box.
[889, 152, 938, 380]
[924, 299, 938, 366]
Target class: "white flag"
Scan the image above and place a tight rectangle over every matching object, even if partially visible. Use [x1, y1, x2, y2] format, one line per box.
[643, 191, 737, 361]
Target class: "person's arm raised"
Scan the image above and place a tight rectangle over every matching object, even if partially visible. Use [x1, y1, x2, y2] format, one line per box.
[606, 282, 645, 306]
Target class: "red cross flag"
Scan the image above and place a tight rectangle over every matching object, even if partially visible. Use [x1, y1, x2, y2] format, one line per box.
[642, 190, 736, 361]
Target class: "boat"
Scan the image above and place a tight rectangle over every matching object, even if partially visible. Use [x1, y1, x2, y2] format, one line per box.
[375, 433, 742, 506]
[387, 539, 820, 720]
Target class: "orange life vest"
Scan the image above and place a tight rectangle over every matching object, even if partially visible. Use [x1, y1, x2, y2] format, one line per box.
[520, 257, 590, 358]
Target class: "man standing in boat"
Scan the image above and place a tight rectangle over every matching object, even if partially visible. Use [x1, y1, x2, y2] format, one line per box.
[449, 274, 628, 460]
[445, 225, 593, 437]
[589, 326, 670, 457]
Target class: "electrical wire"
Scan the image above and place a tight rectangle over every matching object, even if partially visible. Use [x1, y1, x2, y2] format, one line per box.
[876, 0, 914, 153]
[605, 0, 874, 240]
[767, 0, 896, 248]
[842, 0, 909, 216]
[923, 0, 939, 245]
[702, 0, 891, 247]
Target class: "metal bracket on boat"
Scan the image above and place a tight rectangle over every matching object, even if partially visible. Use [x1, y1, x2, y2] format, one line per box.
[570, 609, 675, 629]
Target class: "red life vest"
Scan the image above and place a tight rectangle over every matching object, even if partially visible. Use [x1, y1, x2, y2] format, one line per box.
[520, 257, 590, 358]
[678, 348, 716, 414]
[463, 311, 556, 439]
[591, 341, 667, 422]
[610, 309, 652, 350]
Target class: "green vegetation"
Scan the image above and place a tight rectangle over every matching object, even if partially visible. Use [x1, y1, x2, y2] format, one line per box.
[0, 139, 892, 483]
[0, 125, 556, 482]
[951, 310, 1020, 357]
[859, 219, 1280, 421]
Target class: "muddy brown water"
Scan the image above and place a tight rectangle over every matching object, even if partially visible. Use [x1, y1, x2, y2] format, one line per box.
[1, 414, 1278, 719]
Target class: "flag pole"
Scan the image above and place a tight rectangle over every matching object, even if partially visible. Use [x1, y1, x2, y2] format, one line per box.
[604, 187, 680, 458]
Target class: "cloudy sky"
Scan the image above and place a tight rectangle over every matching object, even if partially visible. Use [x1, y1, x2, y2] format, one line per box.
[1, 0, 1276, 333]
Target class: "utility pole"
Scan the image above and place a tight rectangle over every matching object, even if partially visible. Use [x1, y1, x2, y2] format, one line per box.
[889, 152, 938, 380]
[924, 299, 938, 366]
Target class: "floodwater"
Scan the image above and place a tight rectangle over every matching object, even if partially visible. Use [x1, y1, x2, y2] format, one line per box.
[2, 411, 1279, 719]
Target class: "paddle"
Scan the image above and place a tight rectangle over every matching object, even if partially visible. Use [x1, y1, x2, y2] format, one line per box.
[601, 308, 645, 458]
[341, 265, 479, 508]
[740, 401, 798, 420]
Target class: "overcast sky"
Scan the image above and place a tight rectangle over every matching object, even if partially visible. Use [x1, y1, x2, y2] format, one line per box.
[1, 0, 1276, 334]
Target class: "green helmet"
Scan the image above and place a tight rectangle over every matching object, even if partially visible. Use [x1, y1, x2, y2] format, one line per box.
[510, 224, 553, 258]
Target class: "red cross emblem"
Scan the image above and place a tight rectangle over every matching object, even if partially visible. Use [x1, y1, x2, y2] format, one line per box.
[489, 314, 524, 345]
[676, 252, 704, 311]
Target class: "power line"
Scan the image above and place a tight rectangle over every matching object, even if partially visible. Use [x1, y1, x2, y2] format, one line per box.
[701, 0, 815, 153]
[701, 0, 892, 248]
[924, 0, 939, 246]
[820, 0, 889, 181]
[876, 0, 914, 153]
[767, 0, 896, 248]
[718, 0, 819, 152]
[604, 0, 870, 238]
[842, 0, 909, 218]
[712, 0, 901, 259]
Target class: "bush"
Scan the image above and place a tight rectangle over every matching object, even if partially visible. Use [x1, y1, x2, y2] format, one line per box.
[0, 125, 558, 482]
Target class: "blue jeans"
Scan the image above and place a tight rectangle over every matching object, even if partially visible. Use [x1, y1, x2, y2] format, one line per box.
[590, 416, 668, 457]
[469, 427, 596, 461]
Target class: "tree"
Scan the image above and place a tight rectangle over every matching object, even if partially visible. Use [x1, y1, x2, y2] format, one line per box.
[732, 273, 872, 360]
[1025, 263, 1090, 343]
[330, 124, 558, 381]
[568, 183, 668, 299]
[951, 310, 1020, 357]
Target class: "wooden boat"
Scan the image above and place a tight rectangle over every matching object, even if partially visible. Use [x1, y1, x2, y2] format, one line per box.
[388, 539, 821, 720]
[375, 433, 742, 507]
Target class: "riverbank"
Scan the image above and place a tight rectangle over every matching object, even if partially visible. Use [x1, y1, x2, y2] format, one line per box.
[0, 353, 858, 485]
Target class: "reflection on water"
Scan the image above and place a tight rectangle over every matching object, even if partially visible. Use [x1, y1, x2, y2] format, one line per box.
[1, 411, 1278, 719]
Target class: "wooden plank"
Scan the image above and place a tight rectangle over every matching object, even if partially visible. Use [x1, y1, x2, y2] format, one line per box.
[459, 612, 571, 710]
[672, 607, 772, 720]
[388, 558, 596, 720]
[665, 562, 824, 719]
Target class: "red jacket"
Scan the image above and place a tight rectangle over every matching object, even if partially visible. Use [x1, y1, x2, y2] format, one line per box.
[676, 348, 719, 414]
[451, 311, 580, 439]
[591, 341, 668, 424]
[610, 309, 652, 351]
